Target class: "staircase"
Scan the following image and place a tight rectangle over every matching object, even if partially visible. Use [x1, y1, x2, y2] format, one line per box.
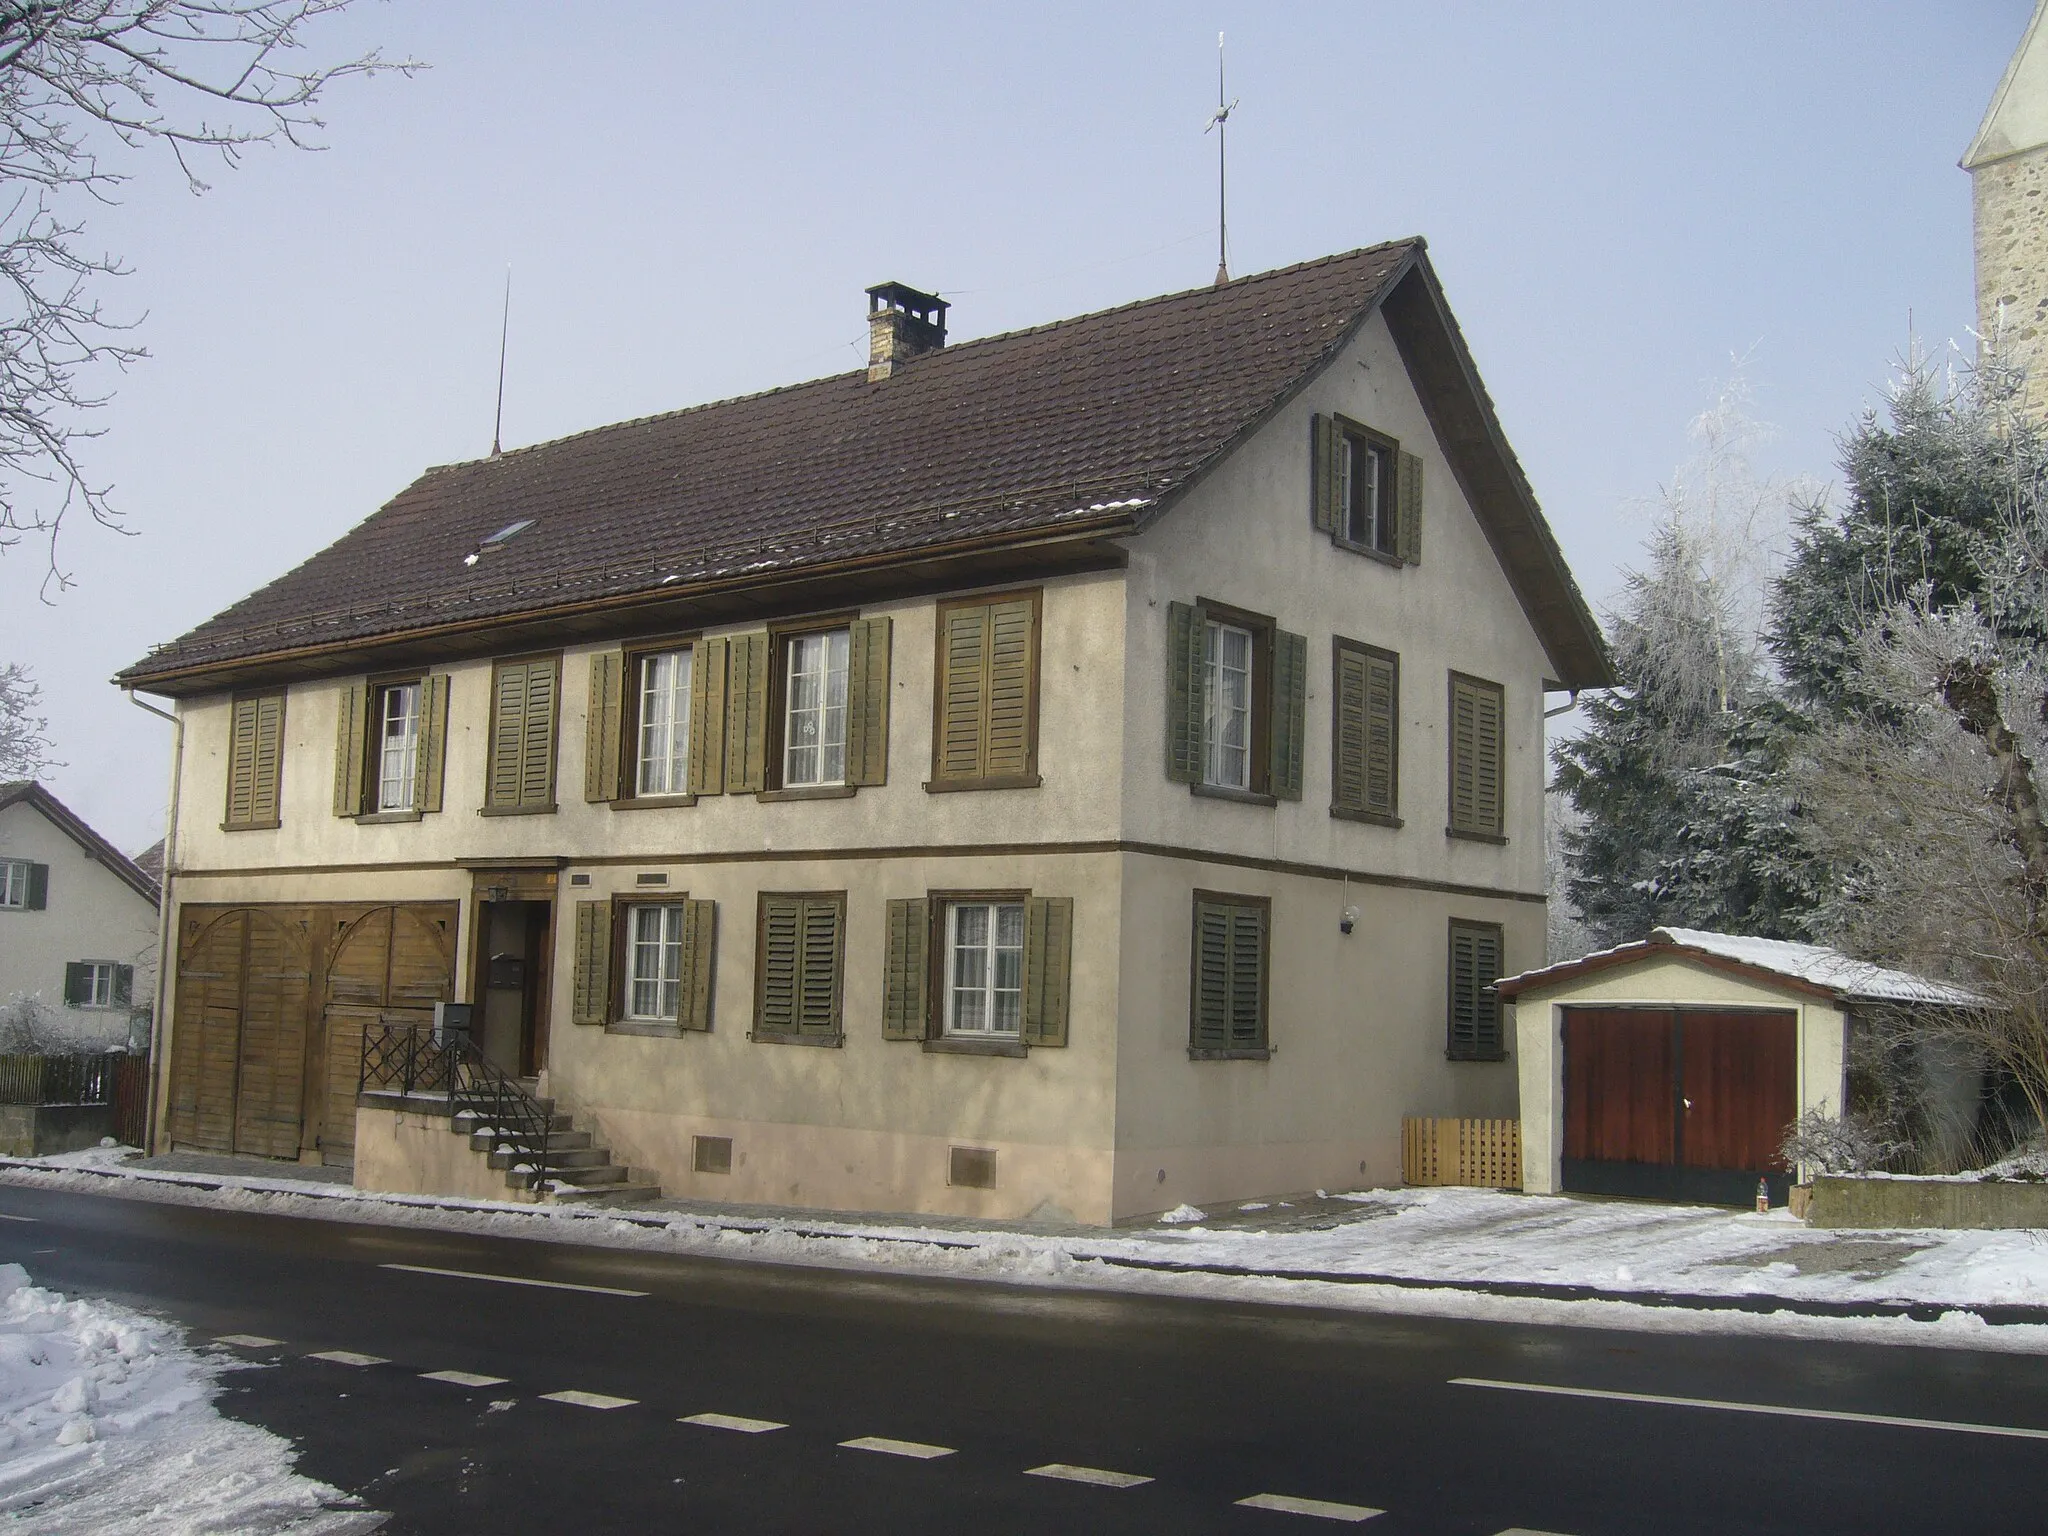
[456, 1095, 661, 1205]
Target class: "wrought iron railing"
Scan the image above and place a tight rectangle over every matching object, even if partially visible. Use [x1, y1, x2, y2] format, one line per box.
[358, 1022, 552, 1183]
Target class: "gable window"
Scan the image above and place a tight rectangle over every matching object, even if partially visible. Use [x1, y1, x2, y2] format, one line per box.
[224, 691, 286, 830]
[635, 649, 693, 796]
[929, 590, 1042, 791]
[1447, 672, 1506, 842]
[1332, 638, 1400, 826]
[0, 859, 46, 910]
[944, 901, 1026, 1037]
[1447, 919, 1505, 1060]
[375, 683, 421, 811]
[1166, 601, 1307, 803]
[64, 961, 131, 1010]
[483, 655, 560, 814]
[1312, 413, 1422, 565]
[782, 631, 849, 788]
[1189, 892, 1270, 1058]
[755, 892, 845, 1043]
[335, 676, 447, 820]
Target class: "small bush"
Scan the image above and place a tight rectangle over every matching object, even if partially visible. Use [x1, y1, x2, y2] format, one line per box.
[1779, 1108, 1909, 1176]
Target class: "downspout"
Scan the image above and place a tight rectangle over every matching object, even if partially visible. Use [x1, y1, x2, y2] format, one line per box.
[126, 689, 182, 1156]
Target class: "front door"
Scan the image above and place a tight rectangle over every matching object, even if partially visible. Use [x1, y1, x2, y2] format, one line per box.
[474, 899, 552, 1078]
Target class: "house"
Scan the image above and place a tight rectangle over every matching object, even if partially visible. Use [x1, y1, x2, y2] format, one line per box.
[1965, 0, 2048, 420]
[0, 781, 160, 1052]
[118, 241, 1609, 1222]
[1498, 927, 1984, 1206]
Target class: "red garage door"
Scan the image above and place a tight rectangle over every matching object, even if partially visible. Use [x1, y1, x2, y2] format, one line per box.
[1562, 1007, 1797, 1206]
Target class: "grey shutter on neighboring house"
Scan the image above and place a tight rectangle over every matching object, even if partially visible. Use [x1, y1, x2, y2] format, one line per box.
[571, 899, 611, 1025]
[1447, 920, 1504, 1059]
[1311, 414, 1340, 534]
[1397, 450, 1424, 565]
[24, 862, 47, 910]
[416, 673, 450, 813]
[679, 899, 717, 1032]
[333, 682, 368, 817]
[585, 649, 624, 803]
[882, 897, 928, 1040]
[690, 636, 729, 796]
[725, 632, 771, 794]
[1023, 896, 1073, 1048]
[112, 965, 133, 1007]
[1165, 601, 1206, 784]
[1270, 628, 1308, 801]
[63, 962, 88, 1006]
[846, 616, 892, 787]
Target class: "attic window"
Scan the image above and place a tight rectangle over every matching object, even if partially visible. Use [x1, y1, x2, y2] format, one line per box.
[480, 518, 535, 548]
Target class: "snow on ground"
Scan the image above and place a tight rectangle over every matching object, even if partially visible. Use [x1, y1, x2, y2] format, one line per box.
[0, 1262, 379, 1534]
[10, 1151, 2048, 1355]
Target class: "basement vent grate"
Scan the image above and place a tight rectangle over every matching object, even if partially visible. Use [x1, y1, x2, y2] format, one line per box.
[693, 1135, 733, 1175]
[948, 1145, 997, 1190]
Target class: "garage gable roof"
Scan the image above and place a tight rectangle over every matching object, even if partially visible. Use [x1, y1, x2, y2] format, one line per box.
[1495, 926, 1984, 1008]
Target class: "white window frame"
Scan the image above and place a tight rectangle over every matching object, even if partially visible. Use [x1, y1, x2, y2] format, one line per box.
[1202, 619, 1254, 790]
[0, 860, 28, 909]
[635, 648, 694, 797]
[375, 681, 422, 812]
[625, 903, 686, 1023]
[943, 900, 1026, 1037]
[782, 629, 849, 788]
[81, 961, 117, 1009]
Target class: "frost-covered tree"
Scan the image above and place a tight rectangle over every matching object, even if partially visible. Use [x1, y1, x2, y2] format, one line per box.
[0, 662, 54, 779]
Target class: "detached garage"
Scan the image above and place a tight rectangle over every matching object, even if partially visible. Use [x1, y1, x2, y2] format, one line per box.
[1498, 928, 1980, 1207]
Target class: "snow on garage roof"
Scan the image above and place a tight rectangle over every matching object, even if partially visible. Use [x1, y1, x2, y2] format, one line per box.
[1495, 926, 1986, 1008]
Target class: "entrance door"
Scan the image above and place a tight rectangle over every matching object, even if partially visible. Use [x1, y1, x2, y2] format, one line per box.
[1561, 1006, 1797, 1205]
[474, 900, 552, 1078]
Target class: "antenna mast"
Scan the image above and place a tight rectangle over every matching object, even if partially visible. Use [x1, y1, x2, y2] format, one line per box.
[491, 266, 511, 458]
[1205, 32, 1238, 286]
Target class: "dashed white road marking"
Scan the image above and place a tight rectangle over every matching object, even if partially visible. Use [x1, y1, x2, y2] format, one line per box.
[421, 1370, 511, 1388]
[380, 1262, 648, 1297]
[541, 1389, 637, 1410]
[1236, 1492, 1383, 1522]
[1025, 1462, 1153, 1489]
[1494, 1529, 1580, 1535]
[682, 1412, 786, 1434]
[308, 1350, 389, 1367]
[216, 1334, 283, 1349]
[1451, 1376, 2048, 1442]
[839, 1435, 955, 1459]
[0, 1213, 37, 1223]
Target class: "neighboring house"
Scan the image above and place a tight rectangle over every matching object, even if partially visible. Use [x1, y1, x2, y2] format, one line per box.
[118, 241, 1609, 1222]
[1966, 0, 2048, 420]
[1499, 927, 1983, 1206]
[0, 782, 160, 1052]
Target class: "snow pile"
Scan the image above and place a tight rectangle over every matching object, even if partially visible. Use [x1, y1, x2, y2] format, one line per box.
[1156, 1204, 1206, 1225]
[0, 1264, 377, 1533]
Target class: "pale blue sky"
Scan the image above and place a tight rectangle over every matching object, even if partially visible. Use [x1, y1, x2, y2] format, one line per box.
[2, 1, 2032, 851]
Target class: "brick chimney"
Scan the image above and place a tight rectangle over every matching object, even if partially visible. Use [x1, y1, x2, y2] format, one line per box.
[866, 281, 949, 382]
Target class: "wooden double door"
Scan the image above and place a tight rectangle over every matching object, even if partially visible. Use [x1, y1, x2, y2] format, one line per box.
[168, 902, 457, 1164]
[1561, 1007, 1798, 1206]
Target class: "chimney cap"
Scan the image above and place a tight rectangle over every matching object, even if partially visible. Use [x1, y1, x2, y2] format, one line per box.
[866, 281, 949, 329]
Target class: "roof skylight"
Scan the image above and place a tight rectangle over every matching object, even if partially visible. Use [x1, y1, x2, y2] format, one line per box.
[480, 518, 535, 548]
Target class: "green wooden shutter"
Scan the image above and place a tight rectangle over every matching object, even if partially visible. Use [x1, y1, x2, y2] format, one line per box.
[585, 649, 624, 803]
[725, 632, 771, 794]
[882, 897, 928, 1040]
[571, 899, 611, 1025]
[757, 895, 801, 1035]
[1333, 646, 1368, 813]
[1364, 650, 1397, 816]
[226, 696, 259, 825]
[113, 965, 133, 1007]
[1165, 601, 1206, 784]
[252, 693, 285, 826]
[487, 658, 558, 810]
[1397, 449, 1424, 564]
[517, 658, 558, 808]
[1191, 900, 1231, 1049]
[1447, 922, 1504, 1059]
[1335, 645, 1399, 817]
[1450, 675, 1503, 836]
[1311, 414, 1340, 534]
[846, 616, 892, 787]
[63, 962, 88, 1006]
[1270, 628, 1307, 801]
[333, 682, 368, 817]
[486, 662, 529, 809]
[1023, 896, 1073, 1048]
[1228, 903, 1267, 1049]
[680, 898, 717, 1032]
[690, 636, 729, 795]
[797, 897, 843, 1037]
[986, 597, 1035, 777]
[24, 863, 47, 909]
[937, 603, 988, 781]
[416, 674, 449, 813]
[1474, 680, 1502, 836]
[228, 693, 285, 828]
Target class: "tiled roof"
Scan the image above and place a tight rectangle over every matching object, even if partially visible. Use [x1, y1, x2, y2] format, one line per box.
[119, 240, 1607, 690]
[1496, 926, 1985, 1008]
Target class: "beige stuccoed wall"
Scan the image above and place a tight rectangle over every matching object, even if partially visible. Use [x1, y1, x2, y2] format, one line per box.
[1508, 956, 1847, 1195]
[0, 799, 157, 1050]
[355, 1102, 531, 1203]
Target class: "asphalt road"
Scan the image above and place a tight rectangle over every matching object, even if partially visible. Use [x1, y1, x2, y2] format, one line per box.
[1, 1182, 2043, 1535]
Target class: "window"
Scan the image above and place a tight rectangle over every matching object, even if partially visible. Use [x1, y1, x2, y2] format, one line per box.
[375, 682, 421, 811]
[944, 901, 1026, 1036]
[1166, 601, 1307, 802]
[755, 893, 845, 1042]
[0, 860, 46, 911]
[1312, 413, 1422, 564]
[929, 591, 1041, 790]
[64, 961, 131, 1010]
[568, 895, 715, 1032]
[1447, 920, 1505, 1060]
[635, 649, 693, 796]
[1447, 672, 1506, 841]
[224, 691, 286, 830]
[335, 676, 446, 819]
[484, 656, 560, 813]
[1190, 893, 1269, 1057]
[1332, 639, 1400, 825]
[782, 630, 849, 787]
[626, 903, 687, 1022]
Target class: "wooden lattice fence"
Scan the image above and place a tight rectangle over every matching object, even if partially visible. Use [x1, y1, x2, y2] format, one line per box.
[1402, 1116, 1523, 1190]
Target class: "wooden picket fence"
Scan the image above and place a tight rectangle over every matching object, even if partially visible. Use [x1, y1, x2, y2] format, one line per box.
[1402, 1116, 1523, 1190]
[0, 1052, 150, 1147]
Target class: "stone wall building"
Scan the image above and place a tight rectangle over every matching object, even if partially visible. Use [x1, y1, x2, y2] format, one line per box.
[1966, 0, 2048, 419]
